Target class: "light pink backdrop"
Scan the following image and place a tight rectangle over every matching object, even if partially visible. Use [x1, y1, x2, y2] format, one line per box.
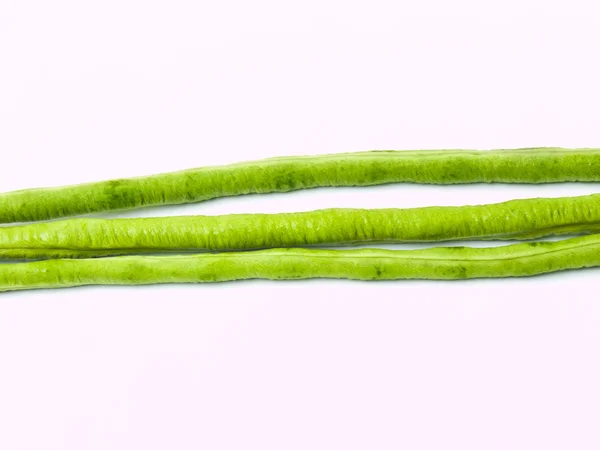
[1, 1, 599, 448]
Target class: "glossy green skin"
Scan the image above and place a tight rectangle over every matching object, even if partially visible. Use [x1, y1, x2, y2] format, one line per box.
[2, 148, 600, 223]
[2, 194, 600, 259]
[2, 235, 600, 291]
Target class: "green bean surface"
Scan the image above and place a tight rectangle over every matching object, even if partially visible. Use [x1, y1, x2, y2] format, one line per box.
[3, 148, 600, 223]
[2, 235, 600, 291]
[2, 194, 600, 259]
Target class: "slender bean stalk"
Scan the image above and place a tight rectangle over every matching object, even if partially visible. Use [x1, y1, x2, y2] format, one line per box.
[2, 235, 600, 291]
[2, 194, 600, 259]
[2, 148, 600, 223]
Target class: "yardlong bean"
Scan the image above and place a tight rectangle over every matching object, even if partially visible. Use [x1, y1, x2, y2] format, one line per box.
[3, 148, 600, 223]
[2, 194, 600, 259]
[2, 235, 600, 291]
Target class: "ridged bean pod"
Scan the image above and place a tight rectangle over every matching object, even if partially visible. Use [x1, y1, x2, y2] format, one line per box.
[2, 194, 600, 259]
[2, 148, 600, 223]
[2, 235, 600, 291]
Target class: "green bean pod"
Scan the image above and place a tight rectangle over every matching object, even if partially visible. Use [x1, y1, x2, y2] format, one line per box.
[3, 148, 600, 223]
[2, 194, 600, 259]
[2, 235, 600, 291]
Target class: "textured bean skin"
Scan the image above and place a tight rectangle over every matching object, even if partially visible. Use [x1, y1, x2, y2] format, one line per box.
[2, 194, 600, 259]
[2, 235, 600, 291]
[2, 148, 600, 223]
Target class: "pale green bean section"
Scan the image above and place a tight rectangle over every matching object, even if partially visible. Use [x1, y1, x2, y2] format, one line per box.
[1, 194, 600, 259]
[2, 148, 600, 223]
[2, 235, 600, 291]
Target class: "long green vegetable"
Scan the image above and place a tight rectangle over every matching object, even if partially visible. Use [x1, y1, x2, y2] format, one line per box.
[2, 148, 600, 223]
[2, 194, 600, 259]
[2, 235, 600, 291]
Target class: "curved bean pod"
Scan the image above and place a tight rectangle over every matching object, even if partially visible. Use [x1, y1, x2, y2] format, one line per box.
[2, 235, 600, 291]
[2, 147, 600, 223]
[2, 194, 600, 259]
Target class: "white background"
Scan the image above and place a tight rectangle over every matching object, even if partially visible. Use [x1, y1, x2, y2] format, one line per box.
[1, 1, 600, 449]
